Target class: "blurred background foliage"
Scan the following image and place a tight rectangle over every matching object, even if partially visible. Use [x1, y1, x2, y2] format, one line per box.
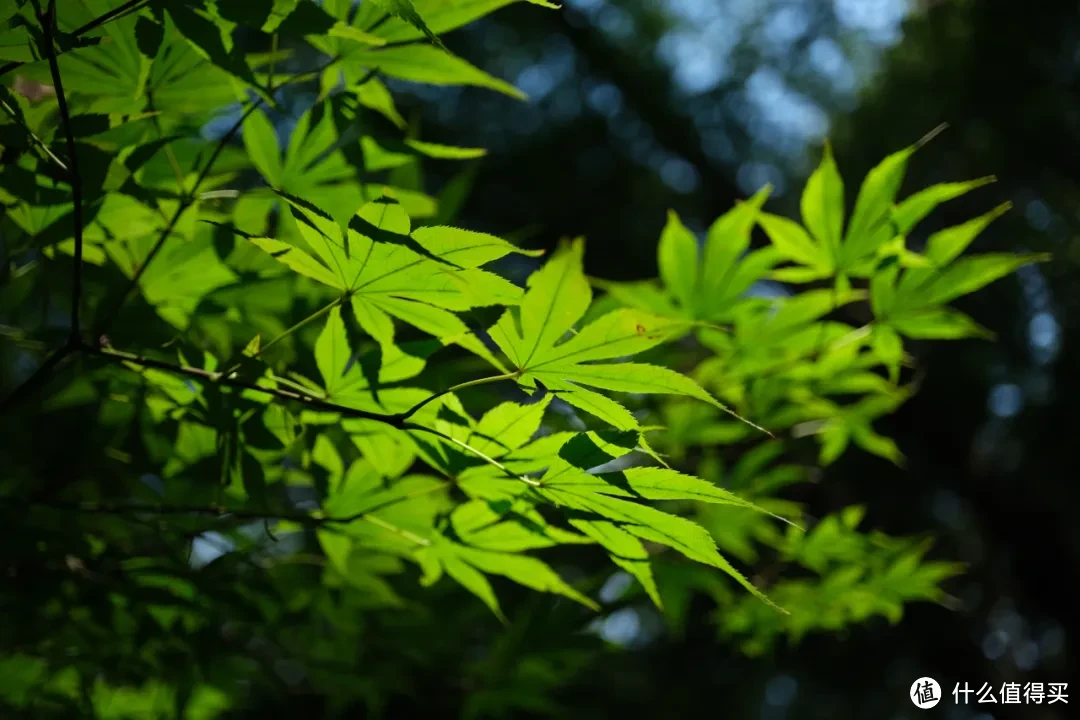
[2, 0, 1077, 718]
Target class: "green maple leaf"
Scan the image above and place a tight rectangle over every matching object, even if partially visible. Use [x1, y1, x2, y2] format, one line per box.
[487, 238, 762, 433]
[534, 433, 787, 611]
[871, 202, 1048, 340]
[590, 186, 774, 325]
[404, 396, 784, 613]
[416, 532, 599, 623]
[238, 193, 536, 371]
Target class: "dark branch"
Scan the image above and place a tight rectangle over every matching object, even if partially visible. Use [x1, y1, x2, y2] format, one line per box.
[0, 0, 148, 79]
[71, 0, 147, 37]
[40, 0, 84, 341]
[86, 345, 410, 425]
[14, 498, 434, 544]
[14, 500, 425, 535]
[0, 95, 69, 173]
[0, 345, 73, 412]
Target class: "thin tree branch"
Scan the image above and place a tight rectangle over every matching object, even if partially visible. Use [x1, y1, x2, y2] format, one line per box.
[0, 0, 148, 79]
[94, 58, 343, 336]
[39, 0, 84, 342]
[70, 0, 147, 37]
[89, 347, 523, 485]
[147, 91, 188, 191]
[86, 345, 409, 424]
[0, 96, 69, 172]
[13, 499, 432, 544]
[91, 101, 262, 336]
[0, 345, 73, 412]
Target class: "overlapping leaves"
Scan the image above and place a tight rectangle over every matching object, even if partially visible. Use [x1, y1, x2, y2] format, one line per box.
[488, 238, 737, 433]
[231, 193, 534, 369]
[593, 186, 774, 324]
[351, 392, 788, 616]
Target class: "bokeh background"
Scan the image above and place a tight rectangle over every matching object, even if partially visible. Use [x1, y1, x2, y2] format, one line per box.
[364, 0, 1078, 717]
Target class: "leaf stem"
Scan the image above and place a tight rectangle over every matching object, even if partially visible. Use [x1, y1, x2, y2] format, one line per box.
[915, 122, 949, 149]
[147, 91, 188, 191]
[399, 371, 519, 420]
[359, 515, 430, 545]
[402, 421, 541, 487]
[71, 0, 148, 36]
[224, 296, 347, 376]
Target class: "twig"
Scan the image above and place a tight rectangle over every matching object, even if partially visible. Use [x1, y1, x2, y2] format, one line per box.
[399, 371, 519, 420]
[147, 91, 188, 191]
[94, 57, 343, 336]
[0, 96, 69, 172]
[0, 0, 148, 79]
[70, 0, 147, 36]
[91, 100, 262, 335]
[0, 345, 73, 412]
[11, 499, 431, 545]
[89, 345, 530, 488]
[86, 345, 408, 424]
[39, 0, 84, 342]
